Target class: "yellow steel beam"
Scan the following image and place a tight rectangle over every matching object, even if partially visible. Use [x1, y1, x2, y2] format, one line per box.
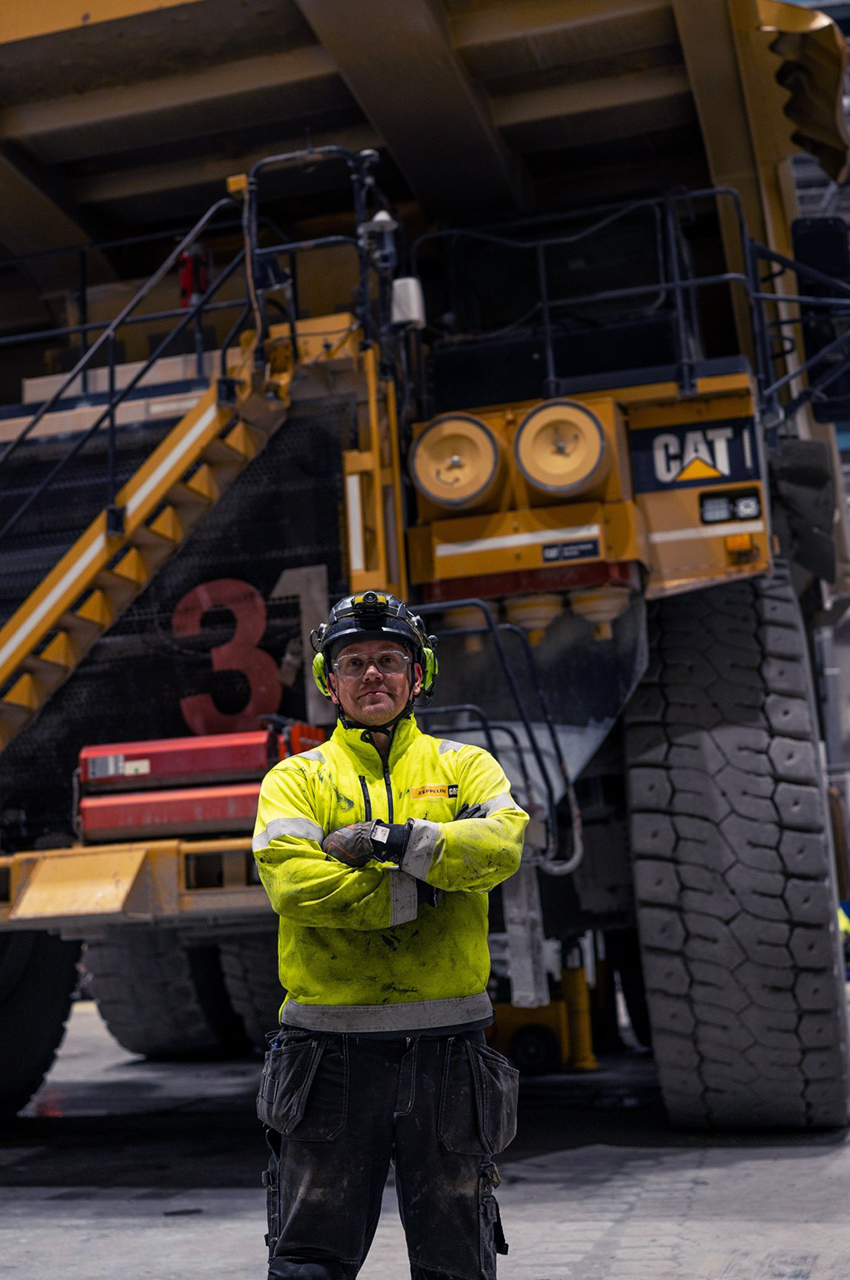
[0, 152, 111, 290]
[0, 45, 337, 163]
[494, 64, 696, 135]
[671, 0, 765, 240]
[0, 0, 207, 44]
[294, 0, 525, 216]
[76, 122, 380, 207]
[452, 0, 675, 57]
[674, 0, 850, 590]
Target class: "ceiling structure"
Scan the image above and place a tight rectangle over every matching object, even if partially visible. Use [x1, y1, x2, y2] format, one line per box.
[0, 0, 845, 287]
[0, 0, 711, 253]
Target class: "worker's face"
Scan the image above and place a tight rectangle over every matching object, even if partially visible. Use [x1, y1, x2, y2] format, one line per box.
[328, 639, 422, 725]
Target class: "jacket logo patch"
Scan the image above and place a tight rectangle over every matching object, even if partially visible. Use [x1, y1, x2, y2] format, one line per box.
[412, 784, 458, 800]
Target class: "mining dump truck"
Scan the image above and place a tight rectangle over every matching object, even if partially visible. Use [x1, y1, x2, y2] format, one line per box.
[3, 0, 850, 1131]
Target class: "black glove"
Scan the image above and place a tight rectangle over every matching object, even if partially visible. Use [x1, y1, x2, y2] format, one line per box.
[369, 819, 411, 865]
[323, 820, 411, 868]
[454, 802, 486, 820]
[416, 880, 442, 908]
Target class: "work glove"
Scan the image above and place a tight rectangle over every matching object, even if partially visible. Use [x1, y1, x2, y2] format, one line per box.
[454, 802, 486, 820]
[417, 881, 441, 908]
[323, 820, 411, 868]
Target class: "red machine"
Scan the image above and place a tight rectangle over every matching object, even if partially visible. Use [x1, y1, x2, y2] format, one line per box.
[77, 723, 324, 843]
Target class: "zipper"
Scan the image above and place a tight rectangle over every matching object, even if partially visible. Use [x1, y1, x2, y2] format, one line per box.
[356, 733, 393, 823]
[358, 775, 372, 821]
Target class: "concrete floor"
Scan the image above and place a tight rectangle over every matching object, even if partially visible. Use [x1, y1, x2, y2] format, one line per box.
[1, 1002, 849, 1279]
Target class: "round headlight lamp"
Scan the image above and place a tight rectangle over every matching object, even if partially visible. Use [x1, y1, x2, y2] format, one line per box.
[514, 400, 608, 496]
[410, 414, 502, 509]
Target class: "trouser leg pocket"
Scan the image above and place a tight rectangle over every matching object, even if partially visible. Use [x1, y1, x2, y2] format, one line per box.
[478, 1160, 507, 1279]
[263, 1128, 282, 1261]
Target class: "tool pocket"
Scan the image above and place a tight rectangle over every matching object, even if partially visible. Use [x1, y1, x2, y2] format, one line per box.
[437, 1037, 519, 1155]
[257, 1029, 348, 1141]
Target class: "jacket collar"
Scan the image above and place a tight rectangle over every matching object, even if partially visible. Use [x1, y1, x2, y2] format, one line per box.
[330, 714, 421, 772]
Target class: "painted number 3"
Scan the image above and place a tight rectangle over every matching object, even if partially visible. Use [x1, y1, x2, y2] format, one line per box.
[171, 578, 281, 734]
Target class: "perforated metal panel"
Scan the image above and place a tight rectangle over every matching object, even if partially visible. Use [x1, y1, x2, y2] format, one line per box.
[0, 397, 350, 847]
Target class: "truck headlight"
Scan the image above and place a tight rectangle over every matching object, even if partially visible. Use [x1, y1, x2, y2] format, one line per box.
[410, 414, 502, 508]
[514, 400, 607, 496]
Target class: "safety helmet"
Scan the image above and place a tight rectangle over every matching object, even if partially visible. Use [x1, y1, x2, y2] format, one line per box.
[311, 591, 438, 699]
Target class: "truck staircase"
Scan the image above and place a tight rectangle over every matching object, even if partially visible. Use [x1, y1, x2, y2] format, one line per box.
[0, 149, 410, 761]
[0, 351, 296, 752]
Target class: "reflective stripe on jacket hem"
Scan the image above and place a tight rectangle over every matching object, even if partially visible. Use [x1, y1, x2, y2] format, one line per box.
[390, 870, 418, 925]
[400, 818, 439, 880]
[280, 991, 493, 1033]
[253, 816, 325, 852]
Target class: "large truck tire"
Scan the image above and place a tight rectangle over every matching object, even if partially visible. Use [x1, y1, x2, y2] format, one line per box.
[626, 570, 850, 1129]
[0, 931, 81, 1118]
[219, 932, 282, 1049]
[85, 929, 249, 1059]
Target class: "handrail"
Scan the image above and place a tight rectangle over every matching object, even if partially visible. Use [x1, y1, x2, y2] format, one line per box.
[416, 703, 500, 760]
[0, 146, 397, 558]
[0, 297, 246, 354]
[411, 184, 826, 414]
[0, 246, 246, 544]
[240, 145, 385, 356]
[0, 196, 238, 472]
[415, 598, 559, 858]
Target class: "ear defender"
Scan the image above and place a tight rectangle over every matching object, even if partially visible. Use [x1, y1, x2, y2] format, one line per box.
[312, 650, 331, 698]
[420, 642, 439, 698]
[311, 602, 439, 703]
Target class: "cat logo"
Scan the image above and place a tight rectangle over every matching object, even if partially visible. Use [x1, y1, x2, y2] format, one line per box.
[630, 417, 759, 495]
[653, 426, 737, 484]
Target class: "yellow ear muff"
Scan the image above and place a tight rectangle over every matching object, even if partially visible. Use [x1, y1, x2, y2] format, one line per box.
[421, 645, 439, 698]
[312, 651, 332, 698]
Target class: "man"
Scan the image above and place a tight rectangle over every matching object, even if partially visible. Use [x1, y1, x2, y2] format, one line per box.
[253, 590, 528, 1280]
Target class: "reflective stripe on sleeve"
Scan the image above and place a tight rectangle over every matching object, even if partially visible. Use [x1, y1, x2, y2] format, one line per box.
[390, 870, 418, 926]
[479, 791, 514, 816]
[252, 816, 325, 852]
[438, 738, 468, 754]
[401, 819, 440, 880]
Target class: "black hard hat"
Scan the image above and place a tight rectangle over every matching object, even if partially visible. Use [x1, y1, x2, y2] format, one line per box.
[311, 591, 438, 698]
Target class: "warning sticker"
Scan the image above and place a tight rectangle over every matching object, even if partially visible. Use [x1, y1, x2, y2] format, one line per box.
[541, 538, 600, 564]
[124, 759, 151, 777]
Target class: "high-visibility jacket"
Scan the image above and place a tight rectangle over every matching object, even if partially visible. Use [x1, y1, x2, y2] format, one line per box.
[253, 715, 528, 1033]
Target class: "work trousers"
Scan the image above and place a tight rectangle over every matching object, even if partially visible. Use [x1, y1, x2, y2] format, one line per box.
[259, 1028, 518, 1280]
